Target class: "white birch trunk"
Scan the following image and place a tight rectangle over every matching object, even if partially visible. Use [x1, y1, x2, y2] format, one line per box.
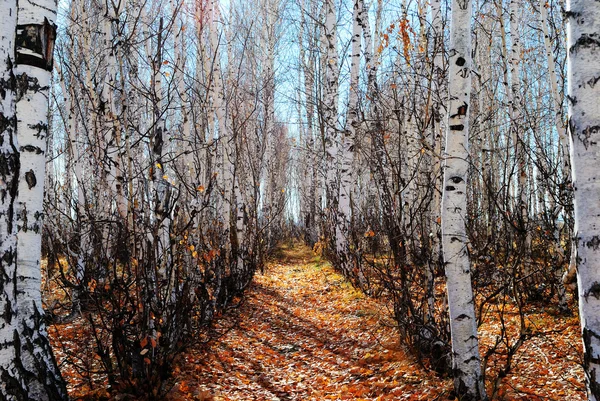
[14, 0, 67, 397]
[509, 0, 530, 255]
[336, 0, 362, 271]
[323, 0, 340, 228]
[101, 2, 126, 221]
[539, 0, 572, 310]
[209, 0, 233, 245]
[442, 0, 486, 397]
[0, 2, 24, 396]
[176, 19, 195, 184]
[55, 62, 88, 317]
[496, 1, 516, 208]
[300, 0, 318, 243]
[567, 0, 600, 397]
[430, 0, 444, 261]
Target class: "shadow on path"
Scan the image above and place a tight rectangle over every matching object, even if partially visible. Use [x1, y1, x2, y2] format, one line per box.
[168, 242, 451, 400]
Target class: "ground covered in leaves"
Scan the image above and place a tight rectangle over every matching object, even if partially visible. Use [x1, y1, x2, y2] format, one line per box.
[162, 243, 586, 401]
[165, 243, 450, 400]
[47, 243, 586, 400]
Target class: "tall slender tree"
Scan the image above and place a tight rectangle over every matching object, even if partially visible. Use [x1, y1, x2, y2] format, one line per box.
[567, 0, 600, 397]
[14, 0, 68, 397]
[441, 0, 486, 397]
[0, 2, 23, 397]
[336, 0, 362, 274]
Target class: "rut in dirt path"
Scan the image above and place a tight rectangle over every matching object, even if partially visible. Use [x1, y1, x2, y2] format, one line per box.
[169, 243, 450, 401]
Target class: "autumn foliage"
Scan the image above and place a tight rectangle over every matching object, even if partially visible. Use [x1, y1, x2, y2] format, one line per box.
[44, 242, 584, 400]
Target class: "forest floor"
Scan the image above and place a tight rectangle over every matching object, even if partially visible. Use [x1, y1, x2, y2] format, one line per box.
[161, 242, 587, 401]
[165, 242, 453, 400]
[48, 242, 587, 400]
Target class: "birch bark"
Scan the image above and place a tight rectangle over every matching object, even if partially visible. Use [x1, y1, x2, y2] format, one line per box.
[0, 2, 24, 397]
[209, 0, 234, 249]
[336, 0, 362, 272]
[509, 0, 530, 256]
[539, 0, 572, 311]
[323, 0, 340, 238]
[442, 0, 486, 397]
[300, 0, 318, 244]
[14, 0, 68, 398]
[567, 0, 600, 397]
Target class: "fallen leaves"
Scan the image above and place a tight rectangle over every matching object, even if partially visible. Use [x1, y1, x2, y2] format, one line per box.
[162, 243, 453, 400]
[45, 244, 586, 400]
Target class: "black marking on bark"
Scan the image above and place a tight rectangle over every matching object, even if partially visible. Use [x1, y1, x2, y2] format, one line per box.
[452, 373, 485, 401]
[585, 282, 600, 300]
[456, 57, 466, 66]
[450, 103, 468, 118]
[0, 352, 25, 399]
[0, 115, 10, 147]
[15, 18, 57, 71]
[563, 10, 581, 19]
[570, 33, 600, 55]
[15, 73, 46, 102]
[25, 170, 37, 189]
[450, 237, 461, 243]
[1, 248, 16, 270]
[446, 186, 456, 191]
[28, 122, 48, 138]
[456, 0, 468, 10]
[456, 314, 471, 321]
[0, 115, 20, 235]
[578, 126, 600, 150]
[450, 176, 464, 184]
[582, 328, 600, 399]
[13, 306, 69, 399]
[567, 95, 578, 106]
[450, 124, 465, 131]
[153, 127, 164, 156]
[20, 145, 43, 155]
[0, 78, 9, 101]
[586, 236, 600, 250]
[587, 76, 600, 89]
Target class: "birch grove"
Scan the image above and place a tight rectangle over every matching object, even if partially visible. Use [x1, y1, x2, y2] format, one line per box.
[0, 0, 597, 398]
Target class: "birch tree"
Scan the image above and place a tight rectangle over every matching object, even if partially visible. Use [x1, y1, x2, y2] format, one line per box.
[13, 0, 67, 397]
[323, 0, 340, 239]
[336, 0, 362, 274]
[442, 0, 486, 397]
[0, 2, 23, 397]
[567, 0, 600, 396]
[538, 0, 571, 313]
[0, 0, 67, 397]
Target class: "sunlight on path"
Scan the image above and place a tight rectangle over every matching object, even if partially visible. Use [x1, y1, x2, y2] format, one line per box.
[167, 243, 451, 400]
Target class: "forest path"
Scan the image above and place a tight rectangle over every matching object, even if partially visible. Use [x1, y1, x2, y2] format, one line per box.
[167, 242, 450, 400]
